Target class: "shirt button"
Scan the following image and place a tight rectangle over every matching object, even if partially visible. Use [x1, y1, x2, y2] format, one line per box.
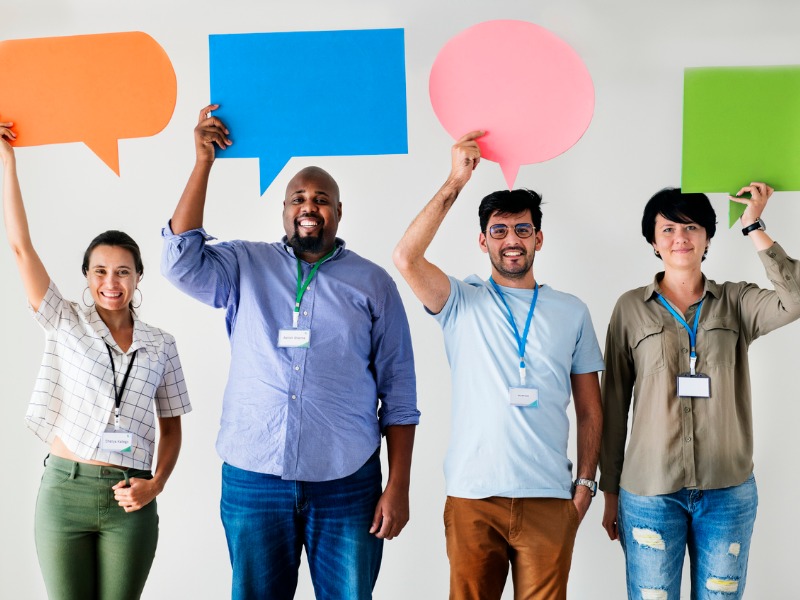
[294, 365, 300, 371]
[303, 311, 308, 316]
[685, 436, 692, 442]
[291, 394, 297, 400]
[684, 406, 690, 413]
[785, 275, 792, 281]
[682, 348, 688, 354]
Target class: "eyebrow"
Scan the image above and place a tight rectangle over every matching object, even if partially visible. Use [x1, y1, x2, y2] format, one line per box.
[291, 189, 330, 196]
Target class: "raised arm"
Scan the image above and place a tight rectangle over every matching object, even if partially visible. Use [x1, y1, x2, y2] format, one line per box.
[1, 122, 50, 311]
[393, 131, 484, 314]
[731, 181, 775, 252]
[170, 104, 232, 234]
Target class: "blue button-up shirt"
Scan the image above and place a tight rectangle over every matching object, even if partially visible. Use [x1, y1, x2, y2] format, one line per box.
[162, 225, 419, 481]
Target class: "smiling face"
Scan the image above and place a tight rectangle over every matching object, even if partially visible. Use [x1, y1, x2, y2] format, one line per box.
[86, 245, 140, 315]
[479, 209, 543, 287]
[652, 214, 709, 270]
[283, 167, 342, 262]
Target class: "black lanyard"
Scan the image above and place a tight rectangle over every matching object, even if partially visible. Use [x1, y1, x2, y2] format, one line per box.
[106, 344, 137, 429]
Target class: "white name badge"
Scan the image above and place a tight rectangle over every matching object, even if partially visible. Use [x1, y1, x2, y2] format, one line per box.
[277, 329, 311, 348]
[509, 387, 539, 407]
[100, 430, 133, 452]
[677, 373, 711, 398]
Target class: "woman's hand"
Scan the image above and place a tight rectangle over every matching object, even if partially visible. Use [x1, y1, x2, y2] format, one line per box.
[730, 181, 773, 227]
[0, 121, 17, 165]
[113, 477, 163, 513]
[602, 491, 620, 541]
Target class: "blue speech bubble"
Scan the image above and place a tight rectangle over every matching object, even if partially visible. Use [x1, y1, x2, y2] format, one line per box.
[209, 29, 408, 194]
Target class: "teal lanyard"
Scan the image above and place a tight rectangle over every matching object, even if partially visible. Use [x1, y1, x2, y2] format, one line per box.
[294, 248, 337, 328]
[489, 277, 539, 386]
[656, 294, 704, 375]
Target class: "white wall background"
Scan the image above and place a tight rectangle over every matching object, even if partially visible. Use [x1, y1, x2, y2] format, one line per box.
[2, 1, 800, 598]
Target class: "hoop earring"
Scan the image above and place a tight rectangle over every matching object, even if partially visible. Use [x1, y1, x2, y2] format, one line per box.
[132, 288, 143, 309]
[82, 287, 95, 307]
[653, 249, 661, 258]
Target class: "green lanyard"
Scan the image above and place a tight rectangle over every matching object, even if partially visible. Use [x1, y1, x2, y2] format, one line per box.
[294, 248, 337, 328]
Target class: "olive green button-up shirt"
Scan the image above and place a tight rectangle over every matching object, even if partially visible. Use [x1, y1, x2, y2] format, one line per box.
[600, 243, 800, 496]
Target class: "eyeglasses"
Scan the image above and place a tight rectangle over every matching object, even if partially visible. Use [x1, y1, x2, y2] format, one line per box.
[487, 223, 535, 240]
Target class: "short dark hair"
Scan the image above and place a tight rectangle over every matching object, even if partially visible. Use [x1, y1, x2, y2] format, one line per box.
[641, 188, 717, 244]
[478, 189, 543, 233]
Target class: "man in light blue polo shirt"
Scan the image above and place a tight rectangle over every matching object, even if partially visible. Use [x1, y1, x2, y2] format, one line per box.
[393, 131, 603, 600]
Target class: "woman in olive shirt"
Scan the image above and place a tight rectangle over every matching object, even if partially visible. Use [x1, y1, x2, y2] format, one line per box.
[599, 183, 800, 599]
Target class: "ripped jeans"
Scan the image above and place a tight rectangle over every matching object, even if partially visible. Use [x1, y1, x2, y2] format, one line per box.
[618, 474, 757, 600]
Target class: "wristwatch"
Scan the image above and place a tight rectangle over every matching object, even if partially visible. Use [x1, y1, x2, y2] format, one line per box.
[573, 478, 597, 497]
[741, 218, 766, 236]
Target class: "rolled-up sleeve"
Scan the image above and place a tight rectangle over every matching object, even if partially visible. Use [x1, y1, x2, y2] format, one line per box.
[161, 222, 239, 309]
[373, 279, 420, 432]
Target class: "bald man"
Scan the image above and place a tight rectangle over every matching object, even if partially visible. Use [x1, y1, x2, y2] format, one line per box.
[162, 106, 419, 600]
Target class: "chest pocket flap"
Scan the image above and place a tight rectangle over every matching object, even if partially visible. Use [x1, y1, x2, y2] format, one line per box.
[700, 317, 739, 367]
[629, 323, 665, 376]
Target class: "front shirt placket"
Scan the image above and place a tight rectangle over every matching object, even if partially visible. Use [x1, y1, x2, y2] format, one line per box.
[679, 301, 701, 488]
[282, 262, 317, 479]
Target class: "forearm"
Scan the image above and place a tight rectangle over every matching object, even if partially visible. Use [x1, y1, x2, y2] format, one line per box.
[3, 156, 33, 255]
[150, 417, 182, 494]
[572, 372, 602, 480]
[394, 178, 464, 267]
[171, 160, 213, 234]
[384, 424, 416, 490]
[745, 228, 775, 252]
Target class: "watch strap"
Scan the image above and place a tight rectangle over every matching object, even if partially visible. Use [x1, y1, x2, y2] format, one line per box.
[573, 478, 597, 497]
[741, 218, 765, 236]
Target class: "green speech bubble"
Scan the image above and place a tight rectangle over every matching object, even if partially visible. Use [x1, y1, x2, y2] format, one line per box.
[682, 65, 800, 227]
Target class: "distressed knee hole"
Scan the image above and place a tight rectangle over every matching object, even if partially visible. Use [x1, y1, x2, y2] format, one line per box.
[632, 527, 666, 551]
[640, 589, 668, 600]
[727, 542, 741, 557]
[706, 577, 739, 593]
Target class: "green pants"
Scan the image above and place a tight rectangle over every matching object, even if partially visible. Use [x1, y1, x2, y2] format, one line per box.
[34, 455, 159, 600]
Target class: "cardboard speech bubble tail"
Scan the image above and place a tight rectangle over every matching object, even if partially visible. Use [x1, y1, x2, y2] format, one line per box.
[259, 156, 289, 196]
[84, 136, 121, 176]
[500, 161, 520, 190]
[729, 200, 746, 228]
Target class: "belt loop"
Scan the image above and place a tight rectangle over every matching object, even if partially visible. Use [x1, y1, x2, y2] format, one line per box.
[122, 469, 131, 487]
[69, 461, 78, 480]
[43, 454, 50, 468]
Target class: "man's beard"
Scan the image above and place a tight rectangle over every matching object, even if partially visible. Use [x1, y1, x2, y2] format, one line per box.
[289, 226, 326, 255]
[489, 247, 533, 279]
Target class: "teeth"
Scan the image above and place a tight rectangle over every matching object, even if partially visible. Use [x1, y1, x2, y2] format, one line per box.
[504, 251, 522, 257]
[300, 220, 319, 227]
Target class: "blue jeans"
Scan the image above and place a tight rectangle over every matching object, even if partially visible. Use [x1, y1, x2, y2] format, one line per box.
[618, 475, 758, 600]
[221, 450, 384, 600]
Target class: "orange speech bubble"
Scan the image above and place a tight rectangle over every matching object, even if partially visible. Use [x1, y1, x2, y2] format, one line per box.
[0, 32, 176, 174]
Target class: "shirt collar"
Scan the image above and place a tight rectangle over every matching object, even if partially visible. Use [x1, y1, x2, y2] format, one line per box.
[280, 237, 346, 262]
[87, 306, 157, 358]
[643, 272, 722, 303]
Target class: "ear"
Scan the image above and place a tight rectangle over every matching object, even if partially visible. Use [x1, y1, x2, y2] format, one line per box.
[337, 200, 343, 221]
[479, 232, 488, 254]
[534, 230, 543, 251]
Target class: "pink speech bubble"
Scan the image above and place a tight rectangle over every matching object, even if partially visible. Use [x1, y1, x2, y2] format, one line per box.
[429, 20, 595, 188]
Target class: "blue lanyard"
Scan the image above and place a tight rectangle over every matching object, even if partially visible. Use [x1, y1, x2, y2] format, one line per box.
[656, 294, 704, 375]
[489, 277, 538, 385]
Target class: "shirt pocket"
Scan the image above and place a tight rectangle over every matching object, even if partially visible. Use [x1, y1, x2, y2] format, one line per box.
[700, 317, 739, 367]
[630, 323, 666, 377]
